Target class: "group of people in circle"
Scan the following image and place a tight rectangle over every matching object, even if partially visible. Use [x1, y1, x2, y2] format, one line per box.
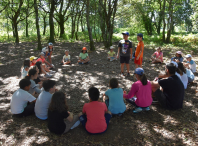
[10, 32, 196, 135]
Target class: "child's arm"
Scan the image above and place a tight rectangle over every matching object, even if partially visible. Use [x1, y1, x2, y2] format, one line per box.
[130, 47, 132, 59]
[66, 112, 74, 122]
[103, 94, 108, 102]
[117, 47, 120, 59]
[44, 60, 52, 67]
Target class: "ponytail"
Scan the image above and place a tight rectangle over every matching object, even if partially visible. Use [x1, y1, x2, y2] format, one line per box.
[139, 74, 148, 85]
[25, 69, 37, 80]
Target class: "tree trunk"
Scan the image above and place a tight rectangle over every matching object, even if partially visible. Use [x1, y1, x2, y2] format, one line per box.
[49, 0, 55, 43]
[157, 1, 162, 35]
[14, 21, 19, 43]
[7, 17, 9, 39]
[166, 0, 173, 43]
[86, 0, 95, 50]
[34, 0, 42, 50]
[26, 1, 29, 37]
[43, 15, 46, 35]
[59, 15, 65, 38]
[162, 0, 166, 42]
[81, 15, 84, 32]
[12, 22, 15, 37]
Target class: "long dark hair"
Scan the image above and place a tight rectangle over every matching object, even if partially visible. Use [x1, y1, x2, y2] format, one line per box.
[35, 61, 42, 74]
[157, 47, 162, 52]
[178, 62, 186, 74]
[138, 74, 148, 85]
[25, 69, 37, 80]
[23, 58, 30, 68]
[49, 92, 68, 112]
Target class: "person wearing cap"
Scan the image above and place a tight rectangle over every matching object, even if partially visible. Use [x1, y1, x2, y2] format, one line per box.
[123, 68, 152, 113]
[107, 46, 116, 61]
[30, 56, 38, 66]
[151, 47, 163, 63]
[151, 63, 184, 110]
[42, 43, 54, 67]
[78, 47, 90, 64]
[60, 50, 71, 65]
[135, 33, 144, 68]
[171, 51, 183, 62]
[117, 31, 132, 76]
[37, 52, 55, 76]
[184, 54, 196, 73]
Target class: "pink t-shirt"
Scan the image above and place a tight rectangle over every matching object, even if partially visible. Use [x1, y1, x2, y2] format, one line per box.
[37, 58, 45, 63]
[154, 51, 163, 62]
[123, 80, 153, 107]
[82, 101, 107, 133]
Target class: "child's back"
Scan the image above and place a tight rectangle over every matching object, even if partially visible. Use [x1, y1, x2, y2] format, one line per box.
[83, 101, 107, 133]
[105, 88, 126, 114]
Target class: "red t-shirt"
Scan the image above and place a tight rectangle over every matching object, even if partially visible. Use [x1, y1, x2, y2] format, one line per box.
[30, 62, 36, 66]
[82, 101, 107, 133]
[37, 58, 45, 63]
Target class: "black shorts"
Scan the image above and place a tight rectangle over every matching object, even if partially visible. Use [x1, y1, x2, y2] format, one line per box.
[120, 56, 130, 64]
[154, 89, 167, 108]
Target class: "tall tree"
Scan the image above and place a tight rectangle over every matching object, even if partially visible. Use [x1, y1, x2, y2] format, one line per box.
[49, 0, 55, 43]
[86, 0, 95, 50]
[34, 0, 42, 50]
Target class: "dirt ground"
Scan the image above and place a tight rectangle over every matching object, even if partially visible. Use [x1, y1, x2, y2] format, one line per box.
[0, 41, 198, 146]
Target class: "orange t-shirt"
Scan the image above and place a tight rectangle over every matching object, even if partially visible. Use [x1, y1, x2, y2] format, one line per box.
[135, 41, 144, 58]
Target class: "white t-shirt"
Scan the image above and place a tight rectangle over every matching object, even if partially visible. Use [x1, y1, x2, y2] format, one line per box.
[35, 91, 53, 120]
[21, 67, 28, 79]
[186, 69, 194, 80]
[180, 72, 188, 89]
[11, 89, 36, 114]
[175, 72, 181, 80]
[187, 60, 196, 73]
[63, 55, 70, 61]
[42, 47, 48, 53]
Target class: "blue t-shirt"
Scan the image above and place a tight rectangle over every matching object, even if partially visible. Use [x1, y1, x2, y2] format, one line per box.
[105, 88, 126, 114]
[35, 91, 53, 120]
[171, 57, 183, 62]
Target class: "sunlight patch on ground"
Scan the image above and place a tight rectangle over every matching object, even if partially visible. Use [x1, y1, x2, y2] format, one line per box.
[4, 135, 16, 145]
[184, 101, 193, 107]
[161, 114, 179, 126]
[0, 103, 10, 111]
[137, 123, 151, 136]
[153, 126, 176, 140]
[21, 136, 36, 145]
[36, 136, 49, 144]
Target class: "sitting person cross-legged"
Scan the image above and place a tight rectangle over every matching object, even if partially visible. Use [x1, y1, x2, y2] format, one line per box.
[151, 63, 184, 110]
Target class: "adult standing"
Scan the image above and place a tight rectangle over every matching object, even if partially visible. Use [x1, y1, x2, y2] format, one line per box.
[117, 32, 132, 76]
[42, 43, 54, 67]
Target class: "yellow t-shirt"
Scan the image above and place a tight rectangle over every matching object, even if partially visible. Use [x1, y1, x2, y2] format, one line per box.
[108, 51, 116, 57]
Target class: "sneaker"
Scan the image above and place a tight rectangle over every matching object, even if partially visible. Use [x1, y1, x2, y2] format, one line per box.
[143, 107, 150, 111]
[78, 62, 82, 64]
[49, 70, 56, 74]
[127, 72, 130, 76]
[110, 59, 113, 62]
[133, 107, 143, 113]
[44, 73, 52, 78]
[51, 64, 55, 68]
[120, 72, 125, 76]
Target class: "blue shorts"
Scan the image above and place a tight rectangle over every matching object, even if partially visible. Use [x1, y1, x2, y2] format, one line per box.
[79, 113, 111, 135]
[43, 52, 50, 56]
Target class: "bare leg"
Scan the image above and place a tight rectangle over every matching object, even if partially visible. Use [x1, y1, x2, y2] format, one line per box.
[121, 63, 124, 73]
[126, 64, 130, 73]
[48, 52, 53, 64]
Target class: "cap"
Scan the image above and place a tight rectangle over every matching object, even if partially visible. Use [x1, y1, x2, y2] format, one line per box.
[134, 68, 144, 75]
[176, 51, 182, 54]
[29, 56, 37, 61]
[40, 52, 45, 56]
[82, 47, 87, 51]
[137, 33, 144, 40]
[171, 61, 178, 68]
[48, 42, 53, 46]
[110, 46, 114, 49]
[185, 54, 192, 58]
[65, 50, 69, 52]
[122, 31, 129, 36]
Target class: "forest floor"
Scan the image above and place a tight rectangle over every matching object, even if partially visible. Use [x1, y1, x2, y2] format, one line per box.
[0, 41, 198, 146]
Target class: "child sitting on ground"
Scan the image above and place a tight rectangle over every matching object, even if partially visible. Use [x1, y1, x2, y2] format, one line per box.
[60, 50, 71, 65]
[79, 87, 112, 134]
[103, 78, 126, 115]
[30, 56, 37, 66]
[21, 58, 30, 79]
[35, 80, 56, 120]
[37, 52, 54, 70]
[184, 54, 196, 73]
[177, 62, 188, 89]
[186, 67, 194, 84]
[48, 92, 80, 135]
[25, 69, 42, 95]
[171, 51, 183, 62]
[78, 47, 90, 64]
[10, 79, 36, 117]
[35, 61, 52, 78]
[107, 46, 116, 61]
[151, 47, 163, 63]
[123, 68, 152, 113]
